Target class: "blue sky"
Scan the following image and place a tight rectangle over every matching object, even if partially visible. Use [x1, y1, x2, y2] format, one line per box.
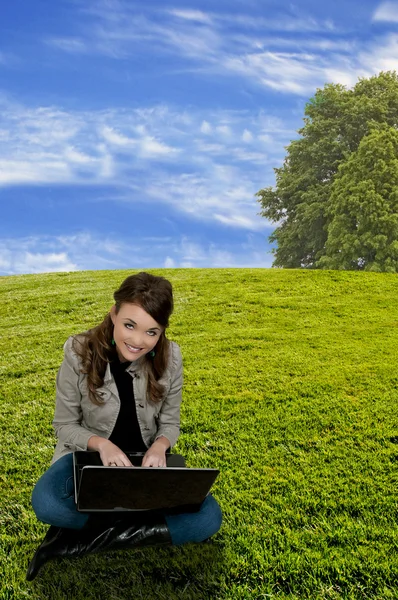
[1, 0, 398, 274]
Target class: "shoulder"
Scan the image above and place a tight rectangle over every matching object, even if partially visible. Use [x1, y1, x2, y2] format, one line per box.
[168, 340, 183, 372]
[62, 332, 87, 363]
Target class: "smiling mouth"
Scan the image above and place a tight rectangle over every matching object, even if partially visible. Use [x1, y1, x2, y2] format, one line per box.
[125, 343, 143, 353]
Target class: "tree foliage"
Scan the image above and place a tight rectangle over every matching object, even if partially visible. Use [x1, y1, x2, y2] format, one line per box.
[318, 125, 398, 272]
[257, 71, 398, 271]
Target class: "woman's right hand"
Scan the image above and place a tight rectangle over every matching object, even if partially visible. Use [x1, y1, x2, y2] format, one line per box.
[98, 440, 134, 467]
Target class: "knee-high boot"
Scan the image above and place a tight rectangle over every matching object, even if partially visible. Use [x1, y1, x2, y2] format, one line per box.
[26, 512, 172, 582]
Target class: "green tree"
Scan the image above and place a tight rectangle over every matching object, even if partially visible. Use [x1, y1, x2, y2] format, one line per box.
[257, 71, 398, 270]
[318, 125, 398, 272]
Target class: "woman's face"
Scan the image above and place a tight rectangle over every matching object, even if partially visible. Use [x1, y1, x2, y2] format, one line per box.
[110, 302, 164, 362]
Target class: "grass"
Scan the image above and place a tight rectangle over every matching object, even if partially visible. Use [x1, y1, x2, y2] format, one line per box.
[1, 268, 398, 600]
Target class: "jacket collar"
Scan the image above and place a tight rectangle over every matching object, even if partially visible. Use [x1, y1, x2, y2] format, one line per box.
[104, 354, 147, 382]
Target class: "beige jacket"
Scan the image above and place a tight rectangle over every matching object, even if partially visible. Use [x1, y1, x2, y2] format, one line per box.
[50, 333, 183, 465]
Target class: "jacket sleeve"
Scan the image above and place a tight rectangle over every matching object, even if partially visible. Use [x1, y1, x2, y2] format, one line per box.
[52, 336, 95, 451]
[154, 342, 183, 449]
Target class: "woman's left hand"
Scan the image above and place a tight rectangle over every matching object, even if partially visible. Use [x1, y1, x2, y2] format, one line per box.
[141, 446, 166, 467]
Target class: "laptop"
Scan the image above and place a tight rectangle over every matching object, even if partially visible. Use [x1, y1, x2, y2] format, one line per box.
[73, 451, 219, 514]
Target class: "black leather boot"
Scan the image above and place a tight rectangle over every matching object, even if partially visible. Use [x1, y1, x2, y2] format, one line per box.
[26, 512, 172, 582]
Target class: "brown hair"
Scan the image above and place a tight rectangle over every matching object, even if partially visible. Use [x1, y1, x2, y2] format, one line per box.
[71, 272, 174, 406]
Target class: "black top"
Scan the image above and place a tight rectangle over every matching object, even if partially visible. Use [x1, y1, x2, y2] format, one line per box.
[108, 353, 148, 452]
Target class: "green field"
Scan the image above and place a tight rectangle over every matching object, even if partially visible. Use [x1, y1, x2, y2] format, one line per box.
[1, 268, 397, 600]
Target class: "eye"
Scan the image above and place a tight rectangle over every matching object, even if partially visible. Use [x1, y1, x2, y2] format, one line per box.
[125, 323, 157, 336]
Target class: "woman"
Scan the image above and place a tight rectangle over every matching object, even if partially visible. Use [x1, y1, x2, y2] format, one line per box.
[27, 272, 222, 581]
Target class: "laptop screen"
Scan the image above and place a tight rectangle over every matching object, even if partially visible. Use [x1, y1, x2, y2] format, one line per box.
[73, 451, 219, 512]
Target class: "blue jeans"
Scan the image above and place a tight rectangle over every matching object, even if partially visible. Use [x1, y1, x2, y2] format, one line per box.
[31, 453, 222, 546]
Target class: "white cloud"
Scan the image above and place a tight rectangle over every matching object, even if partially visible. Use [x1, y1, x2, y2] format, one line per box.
[164, 256, 176, 268]
[359, 33, 398, 73]
[373, 2, 398, 22]
[200, 120, 212, 134]
[40, 2, 345, 94]
[64, 146, 95, 164]
[0, 98, 287, 228]
[143, 170, 272, 230]
[231, 148, 269, 163]
[39, 1, 398, 95]
[322, 68, 359, 87]
[180, 240, 207, 261]
[163, 235, 274, 268]
[46, 37, 87, 53]
[242, 129, 253, 142]
[0, 243, 78, 274]
[25, 252, 77, 272]
[0, 232, 138, 276]
[139, 135, 178, 157]
[211, 12, 336, 33]
[98, 147, 115, 178]
[223, 52, 317, 95]
[195, 141, 226, 154]
[258, 133, 273, 144]
[0, 232, 274, 274]
[100, 125, 178, 157]
[101, 126, 133, 146]
[213, 213, 257, 228]
[169, 9, 213, 24]
[0, 159, 72, 184]
[216, 125, 232, 136]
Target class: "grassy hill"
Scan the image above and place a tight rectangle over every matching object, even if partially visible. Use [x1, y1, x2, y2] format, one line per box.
[1, 268, 397, 600]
